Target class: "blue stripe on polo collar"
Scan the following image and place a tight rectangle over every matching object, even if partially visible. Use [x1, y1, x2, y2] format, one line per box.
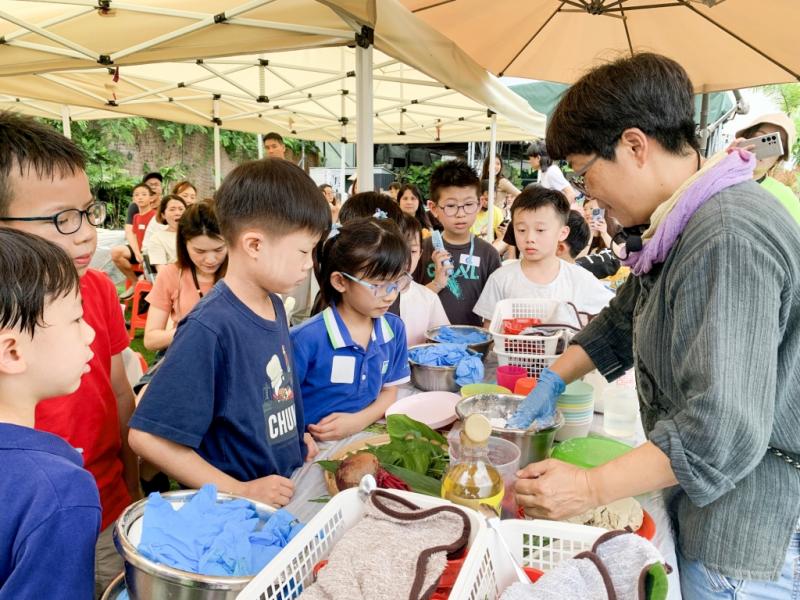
[321, 304, 395, 349]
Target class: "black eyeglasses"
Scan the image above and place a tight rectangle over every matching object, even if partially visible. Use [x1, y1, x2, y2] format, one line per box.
[0, 202, 107, 235]
[438, 201, 480, 217]
[568, 154, 600, 195]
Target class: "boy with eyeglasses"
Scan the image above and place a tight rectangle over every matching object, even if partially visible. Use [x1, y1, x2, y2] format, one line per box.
[414, 160, 501, 326]
[0, 111, 139, 597]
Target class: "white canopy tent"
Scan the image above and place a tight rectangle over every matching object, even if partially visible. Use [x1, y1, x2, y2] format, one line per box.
[0, 0, 545, 192]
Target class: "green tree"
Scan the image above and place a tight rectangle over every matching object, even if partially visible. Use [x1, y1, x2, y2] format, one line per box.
[763, 83, 800, 163]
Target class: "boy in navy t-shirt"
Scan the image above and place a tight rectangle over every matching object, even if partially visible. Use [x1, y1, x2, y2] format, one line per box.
[129, 159, 331, 507]
[0, 229, 100, 599]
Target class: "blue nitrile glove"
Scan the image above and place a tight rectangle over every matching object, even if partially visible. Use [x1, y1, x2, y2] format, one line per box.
[506, 368, 566, 429]
[454, 354, 484, 386]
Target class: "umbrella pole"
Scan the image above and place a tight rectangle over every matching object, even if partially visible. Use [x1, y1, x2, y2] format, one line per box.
[487, 112, 497, 243]
[355, 27, 374, 192]
[60, 105, 71, 139]
[699, 93, 710, 157]
[213, 96, 221, 189]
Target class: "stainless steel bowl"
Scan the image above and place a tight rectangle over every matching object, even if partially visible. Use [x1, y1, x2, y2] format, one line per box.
[425, 325, 494, 359]
[113, 490, 276, 600]
[455, 393, 563, 467]
[100, 573, 126, 600]
[408, 343, 480, 392]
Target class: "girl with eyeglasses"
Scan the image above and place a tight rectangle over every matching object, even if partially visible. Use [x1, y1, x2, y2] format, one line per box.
[290, 217, 412, 441]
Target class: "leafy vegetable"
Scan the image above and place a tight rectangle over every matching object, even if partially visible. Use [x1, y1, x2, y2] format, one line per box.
[316, 460, 341, 474]
[382, 464, 442, 497]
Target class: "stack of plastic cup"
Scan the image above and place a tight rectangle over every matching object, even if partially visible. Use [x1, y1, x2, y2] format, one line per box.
[555, 381, 595, 441]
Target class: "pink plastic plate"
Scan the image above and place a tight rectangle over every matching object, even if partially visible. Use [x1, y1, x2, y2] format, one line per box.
[385, 391, 462, 429]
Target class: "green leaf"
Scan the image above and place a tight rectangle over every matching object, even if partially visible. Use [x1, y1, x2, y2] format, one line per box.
[382, 464, 442, 497]
[315, 460, 341, 474]
[386, 414, 447, 446]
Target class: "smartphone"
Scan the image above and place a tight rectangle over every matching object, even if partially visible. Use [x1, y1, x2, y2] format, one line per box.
[591, 207, 604, 222]
[737, 132, 784, 160]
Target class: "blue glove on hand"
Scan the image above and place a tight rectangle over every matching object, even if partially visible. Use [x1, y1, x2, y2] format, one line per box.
[506, 368, 566, 430]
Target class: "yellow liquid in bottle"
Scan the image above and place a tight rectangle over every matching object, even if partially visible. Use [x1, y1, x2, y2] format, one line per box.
[441, 460, 505, 512]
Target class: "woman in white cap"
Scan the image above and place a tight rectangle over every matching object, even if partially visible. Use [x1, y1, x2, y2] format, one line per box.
[735, 112, 799, 223]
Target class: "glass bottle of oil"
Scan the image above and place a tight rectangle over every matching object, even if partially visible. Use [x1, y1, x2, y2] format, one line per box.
[441, 414, 504, 512]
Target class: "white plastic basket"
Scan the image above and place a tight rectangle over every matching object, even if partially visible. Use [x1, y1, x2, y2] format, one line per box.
[237, 487, 486, 600]
[450, 519, 607, 600]
[495, 350, 558, 379]
[488, 299, 582, 355]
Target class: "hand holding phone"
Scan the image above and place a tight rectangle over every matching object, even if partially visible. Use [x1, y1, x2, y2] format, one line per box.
[591, 207, 605, 222]
[736, 132, 784, 161]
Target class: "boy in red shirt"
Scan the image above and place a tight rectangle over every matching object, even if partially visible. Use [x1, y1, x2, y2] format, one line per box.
[0, 112, 140, 597]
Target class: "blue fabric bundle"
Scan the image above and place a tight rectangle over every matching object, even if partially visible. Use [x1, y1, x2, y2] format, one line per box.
[409, 343, 484, 386]
[138, 484, 303, 576]
[433, 326, 490, 345]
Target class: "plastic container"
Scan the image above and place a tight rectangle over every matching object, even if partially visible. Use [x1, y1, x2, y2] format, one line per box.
[550, 436, 633, 468]
[449, 518, 607, 599]
[513, 377, 537, 396]
[495, 351, 558, 379]
[448, 425, 522, 517]
[237, 488, 486, 600]
[488, 299, 582, 355]
[496, 365, 526, 391]
[554, 418, 593, 442]
[603, 387, 640, 439]
[460, 383, 511, 398]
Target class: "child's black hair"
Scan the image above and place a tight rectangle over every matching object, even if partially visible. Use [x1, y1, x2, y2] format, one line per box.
[564, 210, 590, 258]
[316, 217, 410, 308]
[429, 160, 480, 204]
[0, 111, 86, 218]
[214, 158, 331, 243]
[0, 228, 80, 335]
[338, 192, 403, 224]
[510, 185, 570, 226]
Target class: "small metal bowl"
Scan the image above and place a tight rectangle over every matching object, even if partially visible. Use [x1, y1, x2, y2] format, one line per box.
[425, 325, 494, 359]
[456, 393, 563, 467]
[408, 343, 480, 392]
[113, 490, 276, 600]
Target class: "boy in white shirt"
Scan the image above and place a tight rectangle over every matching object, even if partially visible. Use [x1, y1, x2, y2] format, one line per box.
[473, 187, 613, 326]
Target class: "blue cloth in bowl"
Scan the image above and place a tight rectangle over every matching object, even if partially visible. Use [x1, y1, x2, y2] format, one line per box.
[433, 326, 490, 345]
[409, 343, 484, 386]
[137, 484, 303, 576]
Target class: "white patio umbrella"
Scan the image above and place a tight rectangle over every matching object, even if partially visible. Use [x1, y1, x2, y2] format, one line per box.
[402, 0, 800, 92]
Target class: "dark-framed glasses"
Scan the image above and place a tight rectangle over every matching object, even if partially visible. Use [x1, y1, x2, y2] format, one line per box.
[438, 201, 480, 217]
[341, 272, 413, 298]
[569, 154, 600, 195]
[0, 201, 107, 235]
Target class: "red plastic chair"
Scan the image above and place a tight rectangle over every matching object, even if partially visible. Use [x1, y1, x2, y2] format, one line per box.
[128, 280, 153, 340]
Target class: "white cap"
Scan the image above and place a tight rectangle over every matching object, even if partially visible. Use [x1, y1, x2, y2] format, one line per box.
[735, 112, 796, 161]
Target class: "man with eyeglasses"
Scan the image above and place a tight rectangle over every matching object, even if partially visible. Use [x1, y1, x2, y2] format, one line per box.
[414, 161, 501, 327]
[0, 111, 140, 597]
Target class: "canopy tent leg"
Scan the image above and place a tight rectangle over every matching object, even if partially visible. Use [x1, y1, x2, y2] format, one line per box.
[355, 27, 374, 192]
[213, 96, 221, 189]
[257, 133, 264, 159]
[60, 105, 71, 139]
[487, 112, 497, 243]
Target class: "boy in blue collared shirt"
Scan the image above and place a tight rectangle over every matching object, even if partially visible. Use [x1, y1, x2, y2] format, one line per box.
[0, 229, 100, 599]
[129, 159, 331, 508]
[292, 218, 411, 441]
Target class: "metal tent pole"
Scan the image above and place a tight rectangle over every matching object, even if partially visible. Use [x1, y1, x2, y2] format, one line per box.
[213, 96, 222, 189]
[354, 27, 374, 192]
[487, 112, 497, 243]
[60, 105, 71, 139]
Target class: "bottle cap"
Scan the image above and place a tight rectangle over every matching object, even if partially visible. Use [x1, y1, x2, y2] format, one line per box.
[463, 414, 492, 444]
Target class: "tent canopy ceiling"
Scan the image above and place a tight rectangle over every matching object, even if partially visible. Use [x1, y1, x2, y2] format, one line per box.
[0, 0, 545, 141]
[0, 47, 543, 142]
[403, 0, 800, 93]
